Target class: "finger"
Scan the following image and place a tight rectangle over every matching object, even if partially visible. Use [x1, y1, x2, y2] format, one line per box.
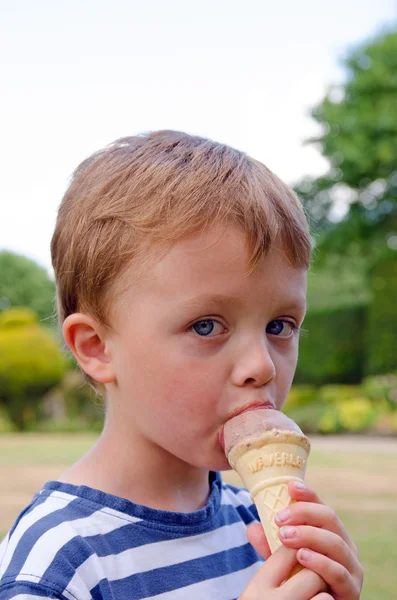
[246, 523, 271, 560]
[285, 483, 359, 555]
[312, 594, 334, 600]
[278, 525, 357, 574]
[247, 545, 299, 588]
[280, 563, 328, 598]
[288, 480, 325, 504]
[297, 548, 363, 598]
[275, 501, 354, 550]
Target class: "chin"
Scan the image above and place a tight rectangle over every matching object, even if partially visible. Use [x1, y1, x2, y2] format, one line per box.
[176, 441, 231, 472]
[203, 451, 231, 473]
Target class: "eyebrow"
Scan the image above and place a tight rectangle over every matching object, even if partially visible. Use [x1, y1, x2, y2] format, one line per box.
[179, 294, 242, 312]
[179, 294, 307, 314]
[278, 301, 307, 314]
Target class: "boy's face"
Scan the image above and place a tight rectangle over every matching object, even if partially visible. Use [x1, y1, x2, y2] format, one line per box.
[106, 224, 307, 471]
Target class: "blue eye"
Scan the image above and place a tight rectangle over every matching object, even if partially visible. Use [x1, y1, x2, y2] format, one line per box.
[266, 320, 296, 337]
[192, 319, 222, 337]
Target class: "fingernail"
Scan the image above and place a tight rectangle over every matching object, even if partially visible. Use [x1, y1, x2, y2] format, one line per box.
[275, 508, 291, 524]
[294, 481, 305, 490]
[280, 526, 297, 539]
[299, 548, 312, 562]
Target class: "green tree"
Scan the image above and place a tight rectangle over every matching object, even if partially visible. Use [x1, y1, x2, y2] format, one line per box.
[295, 28, 397, 258]
[0, 250, 56, 321]
[0, 308, 65, 430]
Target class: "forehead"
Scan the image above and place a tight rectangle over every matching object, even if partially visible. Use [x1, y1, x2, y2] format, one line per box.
[115, 225, 307, 315]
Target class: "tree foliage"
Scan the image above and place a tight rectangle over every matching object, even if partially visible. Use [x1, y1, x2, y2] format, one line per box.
[0, 308, 65, 430]
[0, 250, 56, 321]
[296, 28, 397, 258]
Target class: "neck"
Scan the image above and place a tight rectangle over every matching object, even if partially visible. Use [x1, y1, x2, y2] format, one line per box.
[59, 412, 211, 513]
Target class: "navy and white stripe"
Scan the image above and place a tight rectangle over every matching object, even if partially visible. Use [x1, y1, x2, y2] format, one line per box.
[0, 473, 263, 599]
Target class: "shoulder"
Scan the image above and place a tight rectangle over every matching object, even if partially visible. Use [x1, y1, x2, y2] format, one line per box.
[0, 482, 142, 598]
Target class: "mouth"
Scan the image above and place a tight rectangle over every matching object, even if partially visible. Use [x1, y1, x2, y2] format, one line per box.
[218, 401, 275, 451]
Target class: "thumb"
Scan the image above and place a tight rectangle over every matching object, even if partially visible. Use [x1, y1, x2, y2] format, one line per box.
[246, 522, 271, 560]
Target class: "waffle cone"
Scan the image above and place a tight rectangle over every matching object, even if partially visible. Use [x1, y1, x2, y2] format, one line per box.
[227, 429, 310, 558]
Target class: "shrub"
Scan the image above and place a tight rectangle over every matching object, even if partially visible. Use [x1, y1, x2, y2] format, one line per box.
[0, 405, 13, 433]
[0, 309, 66, 430]
[40, 370, 105, 432]
[317, 384, 362, 404]
[0, 307, 38, 329]
[63, 370, 104, 427]
[337, 397, 376, 432]
[284, 401, 328, 434]
[286, 385, 378, 434]
[361, 374, 397, 410]
[318, 387, 377, 433]
[284, 385, 317, 410]
[318, 405, 343, 434]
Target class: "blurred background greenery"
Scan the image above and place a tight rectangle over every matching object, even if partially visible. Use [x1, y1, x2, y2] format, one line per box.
[1, 27, 397, 435]
[1, 25, 397, 600]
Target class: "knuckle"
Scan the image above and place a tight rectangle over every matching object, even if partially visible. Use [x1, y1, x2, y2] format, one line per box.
[318, 504, 338, 527]
[333, 534, 347, 554]
[334, 564, 350, 587]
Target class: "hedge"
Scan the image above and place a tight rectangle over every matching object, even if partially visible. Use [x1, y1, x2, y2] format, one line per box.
[294, 304, 367, 385]
[366, 255, 397, 375]
[284, 382, 396, 434]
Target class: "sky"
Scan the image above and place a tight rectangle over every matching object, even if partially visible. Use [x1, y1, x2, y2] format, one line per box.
[1, 0, 396, 274]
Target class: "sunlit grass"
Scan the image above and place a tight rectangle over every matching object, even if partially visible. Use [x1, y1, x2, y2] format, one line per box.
[338, 510, 397, 600]
[0, 432, 97, 466]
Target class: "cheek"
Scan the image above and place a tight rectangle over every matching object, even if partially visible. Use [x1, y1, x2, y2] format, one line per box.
[150, 358, 224, 429]
[162, 363, 221, 406]
[114, 333, 225, 419]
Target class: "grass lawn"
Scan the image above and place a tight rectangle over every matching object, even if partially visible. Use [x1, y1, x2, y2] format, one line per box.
[1, 433, 396, 599]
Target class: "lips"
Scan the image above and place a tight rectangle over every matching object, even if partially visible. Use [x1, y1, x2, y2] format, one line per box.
[219, 401, 274, 451]
[228, 401, 274, 421]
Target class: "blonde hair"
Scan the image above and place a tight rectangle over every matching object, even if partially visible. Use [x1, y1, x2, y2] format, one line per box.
[51, 130, 311, 385]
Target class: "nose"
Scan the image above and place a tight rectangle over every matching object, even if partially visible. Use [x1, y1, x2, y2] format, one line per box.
[231, 339, 276, 388]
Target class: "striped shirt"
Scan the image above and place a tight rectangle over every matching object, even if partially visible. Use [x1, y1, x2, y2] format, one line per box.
[0, 472, 263, 600]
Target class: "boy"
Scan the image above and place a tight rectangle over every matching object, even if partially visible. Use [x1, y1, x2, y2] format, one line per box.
[0, 131, 363, 599]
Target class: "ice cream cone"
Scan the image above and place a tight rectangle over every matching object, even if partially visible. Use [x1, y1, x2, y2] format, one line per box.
[227, 428, 310, 554]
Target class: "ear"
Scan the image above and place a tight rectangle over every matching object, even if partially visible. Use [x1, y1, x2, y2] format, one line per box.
[62, 313, 116, 384]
